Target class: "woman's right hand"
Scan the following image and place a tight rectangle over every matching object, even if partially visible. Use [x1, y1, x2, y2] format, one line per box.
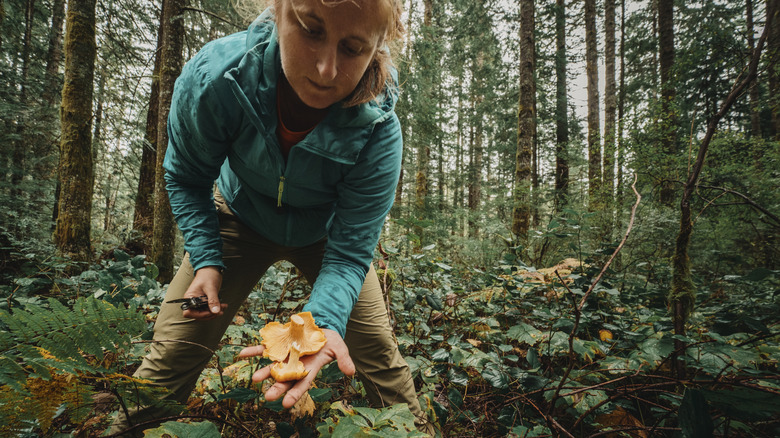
[181, 266, 227, 320]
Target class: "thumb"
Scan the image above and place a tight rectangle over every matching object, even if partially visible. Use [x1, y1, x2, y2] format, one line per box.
[195, 266, 223, 313]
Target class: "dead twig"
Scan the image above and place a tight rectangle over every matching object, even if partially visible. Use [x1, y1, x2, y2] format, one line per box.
[547, 174, 642, 424]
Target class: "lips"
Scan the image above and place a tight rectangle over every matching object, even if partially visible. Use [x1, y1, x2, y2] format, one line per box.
[307, 78, 333, 91]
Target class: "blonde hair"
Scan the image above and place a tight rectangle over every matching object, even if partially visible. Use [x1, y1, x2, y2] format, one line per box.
[235, 0, 404, 107]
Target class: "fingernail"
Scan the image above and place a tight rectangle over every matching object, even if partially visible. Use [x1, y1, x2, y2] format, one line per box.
[212, 306, 220, 313]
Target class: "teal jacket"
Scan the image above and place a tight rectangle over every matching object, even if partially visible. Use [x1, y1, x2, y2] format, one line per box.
[163, 11, 402, 337]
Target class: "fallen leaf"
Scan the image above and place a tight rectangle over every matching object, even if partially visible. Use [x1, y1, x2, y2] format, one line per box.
[291, 391, 316, 421]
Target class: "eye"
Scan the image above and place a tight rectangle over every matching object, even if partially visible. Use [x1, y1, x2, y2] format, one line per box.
[341, 43, 364, 57]
[299, 21, 322, 38]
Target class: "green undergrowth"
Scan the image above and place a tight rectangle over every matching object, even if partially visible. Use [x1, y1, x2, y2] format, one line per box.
[0, 246, 778, 437]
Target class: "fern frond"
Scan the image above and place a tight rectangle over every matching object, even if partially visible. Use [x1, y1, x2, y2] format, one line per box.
[0, 297, 146, 386]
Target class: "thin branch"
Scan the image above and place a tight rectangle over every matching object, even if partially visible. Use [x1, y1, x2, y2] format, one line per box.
[697, 184, 780, 227]
[548, 174, 642, 417]
[182, 7, 243, 29]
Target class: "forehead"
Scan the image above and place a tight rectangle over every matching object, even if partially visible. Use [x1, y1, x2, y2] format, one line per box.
[284, 0, 389, 40]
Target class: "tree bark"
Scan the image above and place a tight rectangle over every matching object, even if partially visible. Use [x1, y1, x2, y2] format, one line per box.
[151, 0, 185, 283]
[43, 0, 66, 106]
[512, 0, 535, 240]
[604, 0, 617, 211]
[617, 0, 626, 221]
[585, 0, 601, 209]
[11, 0, 36, 194]
[747, 0, 761, 138]
[132, 5, 164, 254]
[468, 95, 482, 238]
[768, 0, 780, 140]
[554, 0, 569, 210]
[414, 0, 433, 213]
[54, 0, 97, 263]
[658, 0, 677, 204]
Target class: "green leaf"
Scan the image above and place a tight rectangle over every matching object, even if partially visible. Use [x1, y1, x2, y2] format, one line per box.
[447, 367, 469, 386]
[679, 389, 713, 438]
[113, 249, 131, 261]
[130, 255, 146, 269]
[309, 387, 332, 403]
[216, 387, 258, 403]
[143, 420, 220, 438]
[744, 268, 773, 281]
[276, 422, 296, 438]
[699, 387, 780, 421]
[425, 294, 443, 310]
[447, 387, 463, 408]
[507, 323, 543, 346]
[481, 363, 509, 389]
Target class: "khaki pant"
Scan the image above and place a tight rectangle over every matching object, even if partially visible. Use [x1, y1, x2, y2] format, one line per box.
[111, 193, 426, 435]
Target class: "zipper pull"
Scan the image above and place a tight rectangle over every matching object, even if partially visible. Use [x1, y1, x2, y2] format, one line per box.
[276, 176, 286, 213]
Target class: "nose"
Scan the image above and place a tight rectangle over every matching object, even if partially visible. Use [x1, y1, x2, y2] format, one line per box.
[316, 44, 338, 82]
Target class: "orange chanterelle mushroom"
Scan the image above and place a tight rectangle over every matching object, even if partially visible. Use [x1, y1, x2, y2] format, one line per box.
[259, 312, 327, 382]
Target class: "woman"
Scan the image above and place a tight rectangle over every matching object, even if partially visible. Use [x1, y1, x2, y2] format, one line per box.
[113, 0, 428, 434]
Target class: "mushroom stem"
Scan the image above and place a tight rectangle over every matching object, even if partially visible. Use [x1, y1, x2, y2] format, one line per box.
[289, 341, 302, 365]
[289, 314, 305, 341]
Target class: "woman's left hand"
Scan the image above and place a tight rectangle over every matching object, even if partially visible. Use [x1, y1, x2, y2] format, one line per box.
[238, 328, 355, 408]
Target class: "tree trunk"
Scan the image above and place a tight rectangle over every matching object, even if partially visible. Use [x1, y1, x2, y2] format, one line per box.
[585, 0, 601, 209]
[0, 0, 4, 51]
[11, 0, 36, 194]
[554, 0, 569, 210]
[658, 0, 677, 204]
[131, 4, 164, 254]
[151, 0, 185, 283]
[54, 0, 97, 263]
[468, 83, 483, 238]
[512, 0, 535, 240]
[670, 16, 769, 380]
[617, 0, 626, 223]
[747, 0, 761, 137]
[604, 0, 617, 212]
[768, 0, 780, 140]
[414, 0, 433, 213]
[43, 0, 66, 106]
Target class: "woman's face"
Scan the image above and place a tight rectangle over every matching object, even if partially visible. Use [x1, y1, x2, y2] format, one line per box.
[276, 0, 386, 109]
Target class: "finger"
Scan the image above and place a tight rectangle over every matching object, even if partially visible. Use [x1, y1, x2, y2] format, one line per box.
[281, 369, 320, 408]
[336, 350, 356, 377]
[251, 365, 271, 383]
[206, 292, 222, 314]
[265, 380, 293, 402]
[238, 345, 266, 358]
[182, 303, 226, 320]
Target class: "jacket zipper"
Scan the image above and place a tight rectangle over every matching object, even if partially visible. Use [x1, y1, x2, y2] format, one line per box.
[276, 176, 285, 212]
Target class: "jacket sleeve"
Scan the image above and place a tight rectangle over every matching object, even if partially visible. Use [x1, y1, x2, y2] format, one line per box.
[163, 50, 238, 272]
[302, 114, 402, 337]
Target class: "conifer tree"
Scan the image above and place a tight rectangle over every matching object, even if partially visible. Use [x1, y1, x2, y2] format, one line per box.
[585, 0, 601, 209]
[554, 0, 569, 210]
[512, 0, 535, 240]
[151, 0, 185, 283]
[658, 0, 676, 204]
[54, 0, 97, 263]
[604, 0, 617, 211]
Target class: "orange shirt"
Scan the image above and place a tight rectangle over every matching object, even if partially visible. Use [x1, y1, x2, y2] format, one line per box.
[277, 91, 315, 161]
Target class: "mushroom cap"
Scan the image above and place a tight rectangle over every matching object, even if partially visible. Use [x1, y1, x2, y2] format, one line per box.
[259, 312, 327, 362]
[270, 358, 309, 381]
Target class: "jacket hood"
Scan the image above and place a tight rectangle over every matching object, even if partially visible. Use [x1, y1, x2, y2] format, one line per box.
[223, 9, 399, 164]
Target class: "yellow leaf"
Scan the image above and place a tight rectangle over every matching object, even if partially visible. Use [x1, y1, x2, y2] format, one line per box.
[466, 339, 482, 347]
[595, 406, 647, 437]
[290, 391, 316, 421]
